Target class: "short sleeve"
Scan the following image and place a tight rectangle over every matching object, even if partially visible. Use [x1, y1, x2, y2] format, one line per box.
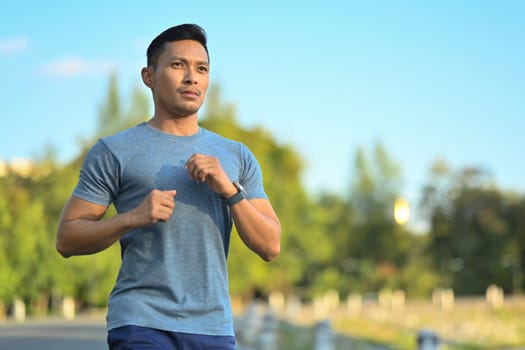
[239, 144, 268, 200]
[72, 140, 120, 206]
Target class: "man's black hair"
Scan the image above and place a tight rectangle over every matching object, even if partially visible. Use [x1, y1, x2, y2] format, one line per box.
[146, 24, 209, 68]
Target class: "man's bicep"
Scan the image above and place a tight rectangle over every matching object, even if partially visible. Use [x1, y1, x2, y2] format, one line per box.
[61, 196, 109, 222]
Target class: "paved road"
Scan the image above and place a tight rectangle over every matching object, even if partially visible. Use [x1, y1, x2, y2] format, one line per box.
[0, 315, 107, 350]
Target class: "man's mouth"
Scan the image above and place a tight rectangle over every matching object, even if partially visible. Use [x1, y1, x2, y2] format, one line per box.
[180, 89, 200, 97]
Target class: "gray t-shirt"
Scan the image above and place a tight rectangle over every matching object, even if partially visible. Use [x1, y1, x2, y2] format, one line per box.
[73, 122, 267, 336]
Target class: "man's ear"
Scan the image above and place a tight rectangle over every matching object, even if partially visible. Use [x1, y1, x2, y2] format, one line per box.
[141, 67, 154, 88]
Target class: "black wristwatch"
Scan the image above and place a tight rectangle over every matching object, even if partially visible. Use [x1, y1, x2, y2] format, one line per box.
[225, 182, 247, 206]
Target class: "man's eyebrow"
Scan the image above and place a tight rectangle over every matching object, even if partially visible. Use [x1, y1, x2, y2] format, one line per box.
[169, 56, 209, 66]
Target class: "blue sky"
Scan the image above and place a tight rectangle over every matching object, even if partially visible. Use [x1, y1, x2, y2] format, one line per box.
[1, 1, 524, 227]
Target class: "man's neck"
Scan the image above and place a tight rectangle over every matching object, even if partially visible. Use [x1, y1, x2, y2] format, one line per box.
[147, 114, 199, 136]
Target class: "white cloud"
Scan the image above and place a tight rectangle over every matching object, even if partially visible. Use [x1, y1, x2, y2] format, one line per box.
[38, 57, 116, 77]
[0, 36, 28, 56]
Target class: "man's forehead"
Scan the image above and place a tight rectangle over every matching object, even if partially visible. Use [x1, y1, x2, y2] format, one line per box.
[161, 40, 208, 62]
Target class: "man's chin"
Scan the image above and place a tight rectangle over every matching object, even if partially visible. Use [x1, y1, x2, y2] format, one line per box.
[170, 106, 201, 118]
[183, 102, 203, 113]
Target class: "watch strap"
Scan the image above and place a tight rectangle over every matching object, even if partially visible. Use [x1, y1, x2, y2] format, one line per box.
[226, 190, 246, 206]
[225, 182, 246, 206]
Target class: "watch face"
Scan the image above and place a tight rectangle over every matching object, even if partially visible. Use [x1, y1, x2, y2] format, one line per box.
[234, 182, 247, 196]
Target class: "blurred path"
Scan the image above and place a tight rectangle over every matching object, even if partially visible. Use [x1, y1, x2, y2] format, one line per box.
[0, 314, 107, 350]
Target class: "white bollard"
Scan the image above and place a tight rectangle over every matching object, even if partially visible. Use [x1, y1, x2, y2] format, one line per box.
[285, 295, 302, 322]
[486, 284, 504, 309]
[13, 298, 26, 322]
[268, 291, 286, 314]
[441, 289, 454, 312]
[432, 288, 454, 311]
[323, 289, 340, 313]
[313, 296, 328, 320]
[392, 289, 406, 311]
[379, 289, 392, 309]
[347, 293, 363, 315]
[62, 296, 76, 320]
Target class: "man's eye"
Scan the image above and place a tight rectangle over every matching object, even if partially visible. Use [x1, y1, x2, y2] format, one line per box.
[198, 66, 209, 73]
[172, 62, 183, 68]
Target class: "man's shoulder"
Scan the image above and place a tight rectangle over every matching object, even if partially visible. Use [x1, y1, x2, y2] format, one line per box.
[200, 127, 243, 149]
[101, 122, 147, 146]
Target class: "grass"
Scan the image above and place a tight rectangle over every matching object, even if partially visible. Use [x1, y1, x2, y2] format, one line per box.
[259, 321, 394, 350]
[330, 296, 525, 349]
[235, 296, 525, 349]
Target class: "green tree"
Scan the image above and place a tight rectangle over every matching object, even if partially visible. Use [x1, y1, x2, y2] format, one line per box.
[201, 86, 320, 298]
[307, 193, 354, 297]
[346, 143, 412, 291]
[0, 182, 17, 314]
[0, 164, 61, 314]
[506, 196, 525, 293]
[96, 72, 150, 138]
[52, 74, 150, 308]
[421, 160, 520, 294]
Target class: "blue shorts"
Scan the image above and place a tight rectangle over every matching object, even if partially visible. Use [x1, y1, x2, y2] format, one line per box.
[107, 325, 236, 350]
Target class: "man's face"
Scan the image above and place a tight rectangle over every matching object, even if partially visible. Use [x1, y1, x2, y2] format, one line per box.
[150, 40, 209, 118]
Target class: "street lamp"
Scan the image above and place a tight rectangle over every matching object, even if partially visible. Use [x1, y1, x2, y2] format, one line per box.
[394, 197, 410, 225]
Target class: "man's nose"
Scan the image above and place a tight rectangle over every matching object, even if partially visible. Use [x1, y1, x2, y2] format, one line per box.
[184, 68, 197, 84]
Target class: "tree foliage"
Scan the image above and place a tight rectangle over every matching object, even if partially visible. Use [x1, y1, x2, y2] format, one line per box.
[0, 76, 523, 316]
[421, 160, 524, 294]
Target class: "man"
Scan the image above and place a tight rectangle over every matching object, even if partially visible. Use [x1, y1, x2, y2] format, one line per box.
[56, 24, 281, 350]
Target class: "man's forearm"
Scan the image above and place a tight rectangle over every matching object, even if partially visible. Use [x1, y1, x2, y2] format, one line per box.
[56, 212, 135, 258]
[230, 199, 281, 262]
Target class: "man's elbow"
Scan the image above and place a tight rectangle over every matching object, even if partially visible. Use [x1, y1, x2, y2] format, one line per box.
[55, 231, 73, 259]
[261, 225, 281, 262]
[260, 242, 280, 262]
[56, 242, 72, 259]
